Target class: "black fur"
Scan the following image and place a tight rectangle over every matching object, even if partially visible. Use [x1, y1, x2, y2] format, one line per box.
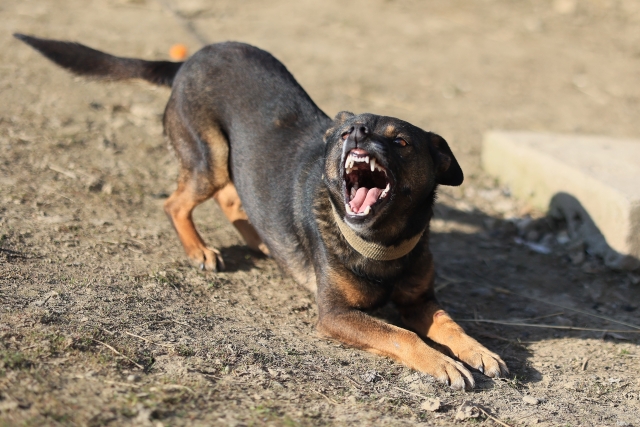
[14, 33, 182, 87]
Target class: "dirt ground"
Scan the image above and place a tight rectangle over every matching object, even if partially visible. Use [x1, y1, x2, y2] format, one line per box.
[2, 0, 640, 425]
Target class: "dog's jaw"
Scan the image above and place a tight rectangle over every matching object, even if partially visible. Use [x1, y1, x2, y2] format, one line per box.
[342, 148, 394, 222]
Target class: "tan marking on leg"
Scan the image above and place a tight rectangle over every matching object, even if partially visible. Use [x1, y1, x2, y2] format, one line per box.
[164, 181, 224, 271]
[402, 304, 509, 378]
[317, 310, 474, 390]
[212, 183, 270, 256]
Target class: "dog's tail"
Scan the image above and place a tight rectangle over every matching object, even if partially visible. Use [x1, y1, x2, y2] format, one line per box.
[14, 33, 183, 87]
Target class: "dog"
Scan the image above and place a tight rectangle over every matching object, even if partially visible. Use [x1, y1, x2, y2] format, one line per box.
[15, 34, 508, 389]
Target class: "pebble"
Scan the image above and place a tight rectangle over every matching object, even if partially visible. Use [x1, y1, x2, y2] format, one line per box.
[361, 370, 378, 383]
[420, 398, 441, 412]
[523, 395, 540, 405]
[454, 401, 480, 421]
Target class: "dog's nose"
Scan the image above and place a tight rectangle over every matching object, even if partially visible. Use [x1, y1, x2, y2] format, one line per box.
[348, 125, 369, 145]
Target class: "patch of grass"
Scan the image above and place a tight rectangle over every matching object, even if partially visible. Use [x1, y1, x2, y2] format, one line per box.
[1, 350, 33, 371]
[120, 406, 138, 418]
[42, 410, 73, 424]
[176, 345, 195, 357]
[47, 334, 68, 354]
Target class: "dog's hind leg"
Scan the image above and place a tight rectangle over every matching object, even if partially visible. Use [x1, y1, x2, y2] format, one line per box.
[163, 98, 232, 271]
[164, 176, 224, 271]
[212, 183, 270, 257]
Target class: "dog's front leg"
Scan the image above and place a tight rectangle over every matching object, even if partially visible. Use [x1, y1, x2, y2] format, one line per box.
[393, 276, 509, 379]
[315, 277, 475, 390]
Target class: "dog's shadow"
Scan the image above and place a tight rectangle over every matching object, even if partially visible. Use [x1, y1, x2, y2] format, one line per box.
[218, 244, 268, 272]
[405, 201, 640, 387]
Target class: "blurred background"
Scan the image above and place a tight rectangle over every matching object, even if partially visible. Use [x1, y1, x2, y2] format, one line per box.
[4, 0, 640, 179]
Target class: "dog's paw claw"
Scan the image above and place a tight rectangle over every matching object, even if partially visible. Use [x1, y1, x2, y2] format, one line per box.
[433, 357, 475, 391]
[457, 345, 508, 380]
[189, 247, 224, 272]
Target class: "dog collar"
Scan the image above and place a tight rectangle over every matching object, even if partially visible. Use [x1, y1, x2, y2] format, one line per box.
[330, 203, 424, 261]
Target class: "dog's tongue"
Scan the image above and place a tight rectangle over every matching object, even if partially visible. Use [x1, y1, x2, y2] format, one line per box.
[349, 187, 382, 213]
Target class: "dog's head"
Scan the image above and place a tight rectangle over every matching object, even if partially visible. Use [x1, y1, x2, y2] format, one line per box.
[323, 111, 463, 245]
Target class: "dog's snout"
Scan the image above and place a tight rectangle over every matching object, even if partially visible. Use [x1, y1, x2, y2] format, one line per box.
[346, 124, 369, 145]
[355, 125, 369, 142]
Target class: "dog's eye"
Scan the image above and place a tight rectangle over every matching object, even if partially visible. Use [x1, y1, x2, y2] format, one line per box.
[394, 138, 408, 147]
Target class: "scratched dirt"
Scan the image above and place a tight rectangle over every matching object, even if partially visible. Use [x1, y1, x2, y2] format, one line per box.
[2, 0, 640, 426]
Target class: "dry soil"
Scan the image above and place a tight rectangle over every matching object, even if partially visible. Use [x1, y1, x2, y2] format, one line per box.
[2, 0, 640, 426]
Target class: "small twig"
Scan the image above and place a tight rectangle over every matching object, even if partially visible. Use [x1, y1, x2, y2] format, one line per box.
[581, 358, 590, 371]
[162, 384, 195, 394]
[127, 238, 147, 248]
[393, 386, 431, 400]
[73, 375, 140, 388]
[476, 331, 527, 344]
[172, 319, 189, 327]
[345, 375, 363, 389]
[456, 319, 640, 334]
[124, 331, 174, 348]
[520, 312, 565, 322]
[49, 164, 77, 179]
[314, 390, 338, 405]
[477, 406, 514, 427]
[443, 271, 640, 331]
[55, 192, 74, 203]
[91, 338, 144, 370]
[20, 344, 39, 351]
[492, 286, 640, 331]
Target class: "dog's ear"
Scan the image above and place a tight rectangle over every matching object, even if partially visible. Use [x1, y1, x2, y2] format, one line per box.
[324, 111, 355, 143]
[428, 133, 463, 186]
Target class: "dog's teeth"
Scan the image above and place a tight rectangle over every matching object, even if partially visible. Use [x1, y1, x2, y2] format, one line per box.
[350, 187, 356, 200]
[362, 206, 371, 215]
[380, 183, 390, 198]
[364, 156, 369, 165]
[370, 158, 376, 172]
[345, 204, 353, 214]
[346, 166, 352, 174]
[353, 183, 359, 191]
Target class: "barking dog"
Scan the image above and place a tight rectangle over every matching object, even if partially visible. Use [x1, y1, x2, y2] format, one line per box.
[16, 34, 508, 389]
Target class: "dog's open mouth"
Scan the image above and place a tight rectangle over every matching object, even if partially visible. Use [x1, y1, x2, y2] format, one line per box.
[343, 148, 391, 217]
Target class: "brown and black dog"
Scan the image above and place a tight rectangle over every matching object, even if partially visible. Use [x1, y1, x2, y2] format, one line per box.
[15, 34, 508, 389]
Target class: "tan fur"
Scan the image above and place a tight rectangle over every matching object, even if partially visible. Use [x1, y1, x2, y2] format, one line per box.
[212, 183, 270, 256]
[383, 124, 397, 138]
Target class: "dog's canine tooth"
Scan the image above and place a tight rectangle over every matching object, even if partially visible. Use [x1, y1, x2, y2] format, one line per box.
[370, 158, 376, 172]
[345, 203, 354, 214]
[364, 156, 369, 165]
[362, 206, 371, 215]
[380, 183, 390, 199]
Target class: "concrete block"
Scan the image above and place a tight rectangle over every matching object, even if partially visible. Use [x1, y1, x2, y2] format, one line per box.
[482, 131, 640, 267]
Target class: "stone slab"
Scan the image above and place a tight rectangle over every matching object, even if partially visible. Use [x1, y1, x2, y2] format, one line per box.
[482, 131, 640, 260]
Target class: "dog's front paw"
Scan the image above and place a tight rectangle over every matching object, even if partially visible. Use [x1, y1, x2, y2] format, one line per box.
[456, 344, 509, 378]
[417, 353, 475, 391]
[188, 246, 225, 272]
